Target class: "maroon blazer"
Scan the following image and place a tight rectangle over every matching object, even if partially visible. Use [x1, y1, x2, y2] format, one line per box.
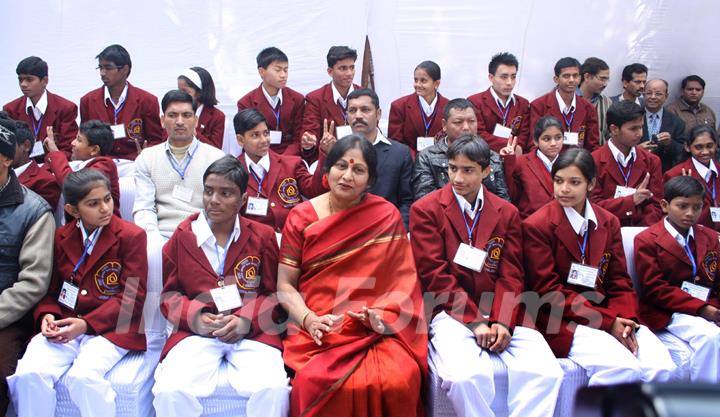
[635, 221, 720, 330]
[503, 151, 554, 219]
[17, 160, 61, 210]
[590, 144, 663, 227]
[664, 158, 720, 232]
[197, 106, 225, 149]
[238, 150, 327, 232]
[79, 82, 163, 160]
[468, 89, 531, 152]
[3, 90, 79, 159]
[301, 82, 361, 161]
[44, 151, 120, 217]
[34, 216, 147, 351]
[237, 85, 305, 156]
[160, 214, 282, 358]
[529, 90, 600, 152]
[522, 200, 639, 357]
[410, 184, 525, 330]
[388, 93, 448, 157]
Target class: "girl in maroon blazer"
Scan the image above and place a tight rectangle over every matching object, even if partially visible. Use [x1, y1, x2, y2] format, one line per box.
[8, 168, 147, 417]
[178, 67, 226, 149]
[522, 148, 676, 386]
[501, 116, 563, 218]
[388, 61, 448, 158]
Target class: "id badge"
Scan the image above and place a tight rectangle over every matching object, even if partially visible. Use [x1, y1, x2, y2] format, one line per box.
[269, 130, 283, 145]
[614, 185, 637, 198]
[567, 262, 599, 288]
[417, 136, 435, 151]
[210, 285, 243, 312]
[711, 207, 720, 223]
[111, 124, 126, 140]
[681, 281, 710, 301]
[29, 141, 45, 158]
[453, 243, 487, 272]
[336, 125, 353, 139]
[172, 184, 194, 203]
[58, 281, 80, 310]
[493, 123, 512, 139]
[563, 132, 579, 146]
[246, 196, 269, 216]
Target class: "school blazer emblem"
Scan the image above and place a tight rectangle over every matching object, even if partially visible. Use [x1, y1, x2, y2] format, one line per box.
[278, 177, 301, 206]
[127, 118, 143, 142]
[509, 115, 523, 134]
[597, 252, 611, 287]
[702, 251, 718, 283]
[95, 261, 123, 298]
[483, 237, 505, 273]
[578, 125, 586, 147]
[234, 255, 261, 291]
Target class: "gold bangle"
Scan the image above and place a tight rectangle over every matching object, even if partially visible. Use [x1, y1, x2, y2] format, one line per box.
[300, 309, 311, 330]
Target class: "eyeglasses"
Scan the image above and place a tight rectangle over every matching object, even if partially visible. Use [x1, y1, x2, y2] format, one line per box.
[644, 92, 666, 98]
[96, 65, 121, 73]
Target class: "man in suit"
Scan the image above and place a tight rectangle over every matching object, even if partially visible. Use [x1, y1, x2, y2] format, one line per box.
[610, 63, 647, 106]
[3, 56, 78, 159]
[346, 88, 413, 228]
[641, 79, 686, 172]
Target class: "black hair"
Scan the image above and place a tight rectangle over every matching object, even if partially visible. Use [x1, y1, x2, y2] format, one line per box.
[443, 98, 475, 120]
[488, 52, 519, 75]
[63, 168, 111, 206]
[621, 63, 648, 82]
[80, 120, 114, 156]
[551, 148, 596, 182]
[553, 57, 581, 76]
[606, 101, 644, 129]
[323, 134, 377, 188]
[233, 108, 267, 135]
[579, 57, 609, 84]
[203, 155, 249, 194]
[664, 175, 705, 202]
[16, 56, 48, 78]
[681, 75, 706, 90]
[533, 116, 564, 141]
[415, 60, 441, 81]
[177, 67, 218, 107]
[161, 89, 197, 113]
[447, 135, 491, 168]
[257, 47, 289, 68]
[13, 121, 33, 146]
[96, 44, 132, 76]
[326, 46, 357, 68]
[347, 88, 380, 109]
[687, 125, 718, 146]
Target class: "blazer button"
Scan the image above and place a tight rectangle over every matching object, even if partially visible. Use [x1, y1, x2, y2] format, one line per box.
[271, 202, 276, 208]
[625, 211, 632, 216]
[77, 314, 83, 318]
[80, 289, 88, 296]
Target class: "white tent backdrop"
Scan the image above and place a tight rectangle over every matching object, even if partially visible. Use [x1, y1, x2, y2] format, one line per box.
[1, 0, 718, 153]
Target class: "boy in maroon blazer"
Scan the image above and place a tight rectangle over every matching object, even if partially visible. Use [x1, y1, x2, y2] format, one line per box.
[468, 52, 531, 153]
[300, 46, 361, 163]
[410, 136, 562, 417]
[153, 155, 289, 417]
[3, 56, 78, 160]
[237, 47, 305, 156]
[590, 101, 663, 226]
[10, 120, 60, 210]
[79, 44, 163, 162]
[530, 57, 600, 152]
[635, 176, 720, 383]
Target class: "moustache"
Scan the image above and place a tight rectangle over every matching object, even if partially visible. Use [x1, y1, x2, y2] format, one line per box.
[352, 119, 368, 126]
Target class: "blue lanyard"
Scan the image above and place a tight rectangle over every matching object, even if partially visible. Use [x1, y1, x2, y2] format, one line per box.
[166, 142, 198, 180]
[460, 204, 482, 247]
[71, 226, 102, 282]
[418, 95, 439, 136]
[561, 108, 575, 130]
[681, 235, 697, 276]
[614, 157, 634, 186]
[249, 166, 265, 195]
[269, 101, 281, 130]
[495, 99, 512, 126]
[578, 229, 589, 264]
[706, 173, 717, 205]
[30, 113, 44, 139]
[214, 232, 234, 279]
[337, 99, 348, 124]
[112, 98, 126, 125]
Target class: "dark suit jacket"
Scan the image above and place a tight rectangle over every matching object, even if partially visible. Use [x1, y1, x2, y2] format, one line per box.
[369, 138, 413, 229]
[641, 109, 686, 172]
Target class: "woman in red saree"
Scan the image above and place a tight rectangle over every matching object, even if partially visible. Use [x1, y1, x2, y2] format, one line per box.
[277, 135, 427, 417]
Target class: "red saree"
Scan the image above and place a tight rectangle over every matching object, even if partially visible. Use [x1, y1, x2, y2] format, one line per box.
[280, 194, 427, 417]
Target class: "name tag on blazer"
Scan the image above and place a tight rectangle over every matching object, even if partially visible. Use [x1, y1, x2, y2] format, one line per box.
[270, 130, 282, 145]
[111, 124, 126, 140]
[681, 281, 710, 301]
[710, 207, 720, 222]
[493, 124, 512, 139]
[59, 281, 80, 310]
[210, 285, 243, 312]
[567, 262, 599, 288]
[563, 132, 579, 146]
[417, 136, 435, 151]
[614, 185, 636, 199]
[453, 243, 487, 272]
[246, 196, 269, 217]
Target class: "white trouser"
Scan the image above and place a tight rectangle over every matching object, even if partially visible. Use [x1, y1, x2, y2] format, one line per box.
[568, 324, 676, 386]
[429, 311, 563, 417]
[145, 232, 169, 337]
[114, 159, 136, 178]
[665, 313, 720, 383]
[8, 334, 128, 417]
[152, 336, 290, 417]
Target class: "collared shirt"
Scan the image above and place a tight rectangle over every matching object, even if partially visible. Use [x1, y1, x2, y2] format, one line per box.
[645, 108, 664, 136]
[490, 87, 516, 109]
[245, 152, 271, 181]
[563, 199, 598, 236]
[555, 90, 576, 115]
[691, 157, 719, 183]
[371, 128, 392, 147]
[418, 93, 438, 117]
[332, 82, 355, 109]
[164, 138, 199, 165]
[608, 140, 637, 168]
[536, 149, 557, 172]
[25, 90, 48, 120]
[576, 86, 600, 105]
[619, 93, 642, 106]
[663, 216, 695, 250]
[262, 84, 284, 108]
[452, 185, 485, 219]
[79, 220, 104, 255]
[192, 210, 241, 274]
[104, 82, 129, 109]
[13, 161, 32, 178]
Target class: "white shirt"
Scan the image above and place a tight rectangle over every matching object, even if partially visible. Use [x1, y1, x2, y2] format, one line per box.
[192, 211, 241, 274]
[663, 216, 694, 250]
[620, 94, 642, 106]
[489, 87, 516, 109]
[25, 90, 48, 121]
[104, 82, 128, 109]
[563, 199, 598, 236]
[13, 161, 32, 178]
[262, 84, 283, 108]
[195, 104, 204, 118]
[418, 93, 438, 117]
[452, 185, 485, 219]
[245, 152, 271, 181]
[691, 157, 719, 183]
[536, 149, 557, 173]
[555, 89, 577, 115]
[79, 220, 104, 255]
[371, 129, 392, 147]
[607, 140, 637, 168]
[332, 82, 355, 109]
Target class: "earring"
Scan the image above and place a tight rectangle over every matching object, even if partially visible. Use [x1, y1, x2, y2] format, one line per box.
[322, 174, 329, 189]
